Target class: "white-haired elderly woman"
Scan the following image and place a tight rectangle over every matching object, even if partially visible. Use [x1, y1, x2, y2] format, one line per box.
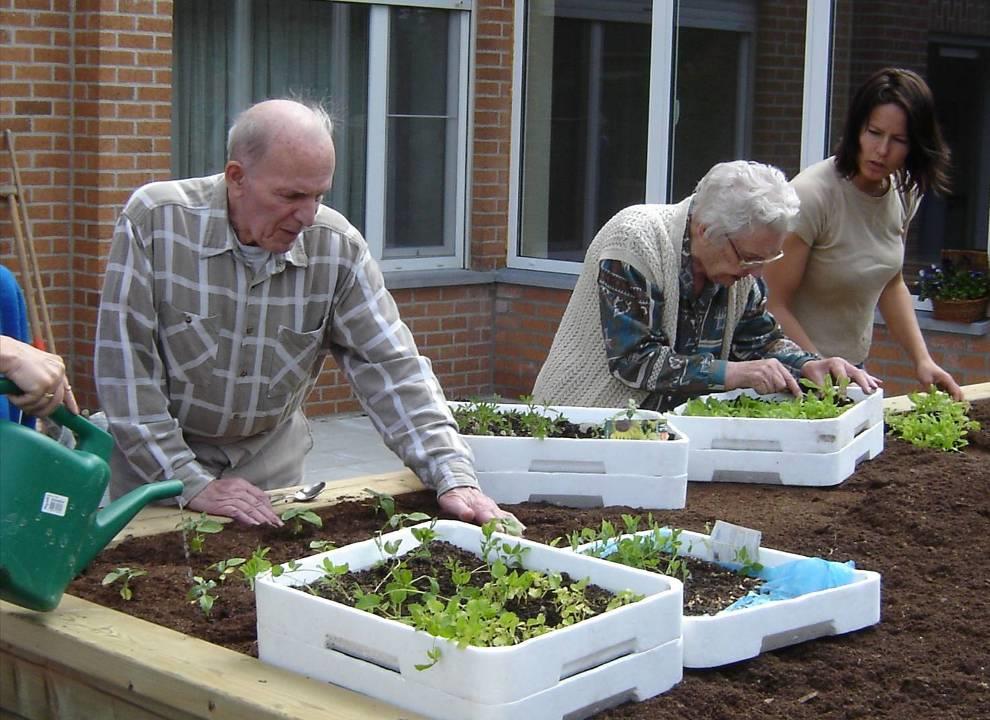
[533, 160, 880, 412]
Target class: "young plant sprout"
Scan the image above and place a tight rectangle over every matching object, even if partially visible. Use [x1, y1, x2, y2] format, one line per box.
[101, 567, 147, 601]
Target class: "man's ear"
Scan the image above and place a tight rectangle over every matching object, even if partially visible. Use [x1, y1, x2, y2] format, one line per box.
[225, 161, 245, 194]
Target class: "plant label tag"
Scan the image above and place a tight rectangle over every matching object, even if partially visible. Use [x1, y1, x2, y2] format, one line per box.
[710, 520, 761, 565]
[41, 492, 69, 517]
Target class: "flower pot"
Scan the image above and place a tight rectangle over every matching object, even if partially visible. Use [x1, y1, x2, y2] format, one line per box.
[256, 520, 684, 720]
[931, 296, 989, 323]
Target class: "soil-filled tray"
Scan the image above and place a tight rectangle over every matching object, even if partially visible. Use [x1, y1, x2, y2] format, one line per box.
[256, 520, 683, 719]
[671, 388, 884, 485]
[575, 528, 880, 668]
[449, 402, 688, 508]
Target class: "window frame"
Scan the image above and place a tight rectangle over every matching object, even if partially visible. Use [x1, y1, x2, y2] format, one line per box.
[506, 0, 834, 273]
[365, 3, 472, 272]
[171, 0, 472, 272]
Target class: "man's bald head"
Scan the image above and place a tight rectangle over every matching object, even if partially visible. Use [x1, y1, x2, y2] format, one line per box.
[227, 99, 335, 169]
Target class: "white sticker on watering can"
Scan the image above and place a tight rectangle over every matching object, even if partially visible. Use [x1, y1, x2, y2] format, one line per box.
[41, 492, 69, 516]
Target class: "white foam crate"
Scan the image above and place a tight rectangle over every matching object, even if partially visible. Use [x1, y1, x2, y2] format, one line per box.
[670, 387, 883, 454]
[256, 520, 683, 717]
[686, 420, 884, 486]
[577, 528, 881, 668]
[450, 402, 689, 508]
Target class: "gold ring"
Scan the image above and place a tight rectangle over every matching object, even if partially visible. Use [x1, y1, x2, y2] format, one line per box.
[43, 392, 55, 400]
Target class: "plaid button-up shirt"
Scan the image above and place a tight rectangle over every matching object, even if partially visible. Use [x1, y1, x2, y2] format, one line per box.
[599, 222, 817, 411]
[95, 174, 477, 498]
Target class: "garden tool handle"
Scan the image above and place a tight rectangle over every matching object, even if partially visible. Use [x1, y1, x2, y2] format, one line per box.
[0, 378, 115, 461]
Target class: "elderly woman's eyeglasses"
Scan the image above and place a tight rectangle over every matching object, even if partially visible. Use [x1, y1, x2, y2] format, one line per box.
[726, 235, 785, 268]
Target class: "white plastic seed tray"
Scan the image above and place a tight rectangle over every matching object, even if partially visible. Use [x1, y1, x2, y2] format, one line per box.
[685, 420, 884, 486]
[670, 386, 883, 454]
[449, 402, 689, 508]
[577, 528, 881, 668]
[256, 520, 683, 716]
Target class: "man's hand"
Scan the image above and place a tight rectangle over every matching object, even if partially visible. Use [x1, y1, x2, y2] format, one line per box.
[185, 476, 284, 527]
[725, 358, 803, 396]
[437, 486, 526, 536]
[801, 357, 881, 394]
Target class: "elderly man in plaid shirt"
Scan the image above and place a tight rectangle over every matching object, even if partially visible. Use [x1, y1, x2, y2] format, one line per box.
[96, 98, 520, 531]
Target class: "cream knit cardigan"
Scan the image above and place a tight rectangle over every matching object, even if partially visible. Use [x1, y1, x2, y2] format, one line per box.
[533, 199, 752, 409]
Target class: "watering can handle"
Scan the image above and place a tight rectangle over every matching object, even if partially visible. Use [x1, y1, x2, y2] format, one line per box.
[0, 377, 115, 462]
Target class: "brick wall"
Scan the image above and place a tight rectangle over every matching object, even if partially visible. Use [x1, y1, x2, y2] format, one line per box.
[752, 0, 807, 178]
[1, 0, 173, 411]
[470, 0, 514, 272]
[492, 283, 567, 400]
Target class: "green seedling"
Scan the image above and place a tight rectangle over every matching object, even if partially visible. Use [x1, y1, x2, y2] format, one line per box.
[294, 512, 643, 670]
[684, 374, 852, 420]
[101, 567, 147, 601]
[239, 547, 273, 589]
[188, 576, 218, 615]
[884, 386, 980, 451]
[280, 506, 323, 535]
[210, 557, 246, 583]
[178, 513, 224, 553]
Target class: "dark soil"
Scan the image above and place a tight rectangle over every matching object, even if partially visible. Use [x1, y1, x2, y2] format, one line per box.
[68, 400, 990, 720]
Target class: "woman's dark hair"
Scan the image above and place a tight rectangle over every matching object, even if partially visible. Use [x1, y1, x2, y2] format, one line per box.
[833, 67, 950, 195]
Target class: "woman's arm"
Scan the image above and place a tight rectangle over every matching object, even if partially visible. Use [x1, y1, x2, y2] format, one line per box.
[876, 273, 963, 400]
[763, 232, 818, 353]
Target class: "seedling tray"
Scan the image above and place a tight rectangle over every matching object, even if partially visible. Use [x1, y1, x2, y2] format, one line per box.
[670, 387, 883, 454]
[576, 528, 881, 668]
[256, 520, 683, 718]
[450, 402, 689, 508]
[685, 420, 883, 486]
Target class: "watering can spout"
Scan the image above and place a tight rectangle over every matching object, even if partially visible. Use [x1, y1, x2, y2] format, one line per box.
[79, 480, 185, 571]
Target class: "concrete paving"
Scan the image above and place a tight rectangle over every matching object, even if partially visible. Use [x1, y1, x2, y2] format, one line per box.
[303, 412, 406, 485]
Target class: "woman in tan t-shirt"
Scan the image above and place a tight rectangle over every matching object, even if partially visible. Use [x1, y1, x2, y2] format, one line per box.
[765, 67, 962, 400]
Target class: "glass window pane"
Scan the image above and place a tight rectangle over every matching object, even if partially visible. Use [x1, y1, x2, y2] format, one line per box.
[387, 117, 447, 250]
[384, 7, 459, 257]
[519, 1, 652, 262]
[671, 0, 806, 199]
[172, 0, 369, 229]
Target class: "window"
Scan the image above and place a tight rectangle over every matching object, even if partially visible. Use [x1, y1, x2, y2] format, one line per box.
[509, 1, 825, 271]
[172, 0, 470, 271]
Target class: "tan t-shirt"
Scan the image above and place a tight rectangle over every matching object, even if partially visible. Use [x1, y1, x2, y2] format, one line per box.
[789, 158, 918, 364]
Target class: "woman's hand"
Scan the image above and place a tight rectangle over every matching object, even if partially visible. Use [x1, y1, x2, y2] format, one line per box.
[0, 335, 79, 417]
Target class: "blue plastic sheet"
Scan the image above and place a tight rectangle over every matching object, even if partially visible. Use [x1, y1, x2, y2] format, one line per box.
[724, 557, 857, 612]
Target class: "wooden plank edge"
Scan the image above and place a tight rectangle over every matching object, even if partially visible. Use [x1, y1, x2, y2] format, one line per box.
[113, 469, 426, 543]
[1, 595, 424, 720]
[882, 381, 990, 412]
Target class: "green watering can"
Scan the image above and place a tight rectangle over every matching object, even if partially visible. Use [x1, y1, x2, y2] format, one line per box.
[0, 378, 183, 611]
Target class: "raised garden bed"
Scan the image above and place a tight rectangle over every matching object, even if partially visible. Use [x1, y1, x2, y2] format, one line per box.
[670, 387, 884, 485]
[449, 401, 688, 508]
[2, 389, 989, 720]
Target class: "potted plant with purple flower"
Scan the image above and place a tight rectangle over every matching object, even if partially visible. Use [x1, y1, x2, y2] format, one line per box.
[917, 254, 990, 323]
